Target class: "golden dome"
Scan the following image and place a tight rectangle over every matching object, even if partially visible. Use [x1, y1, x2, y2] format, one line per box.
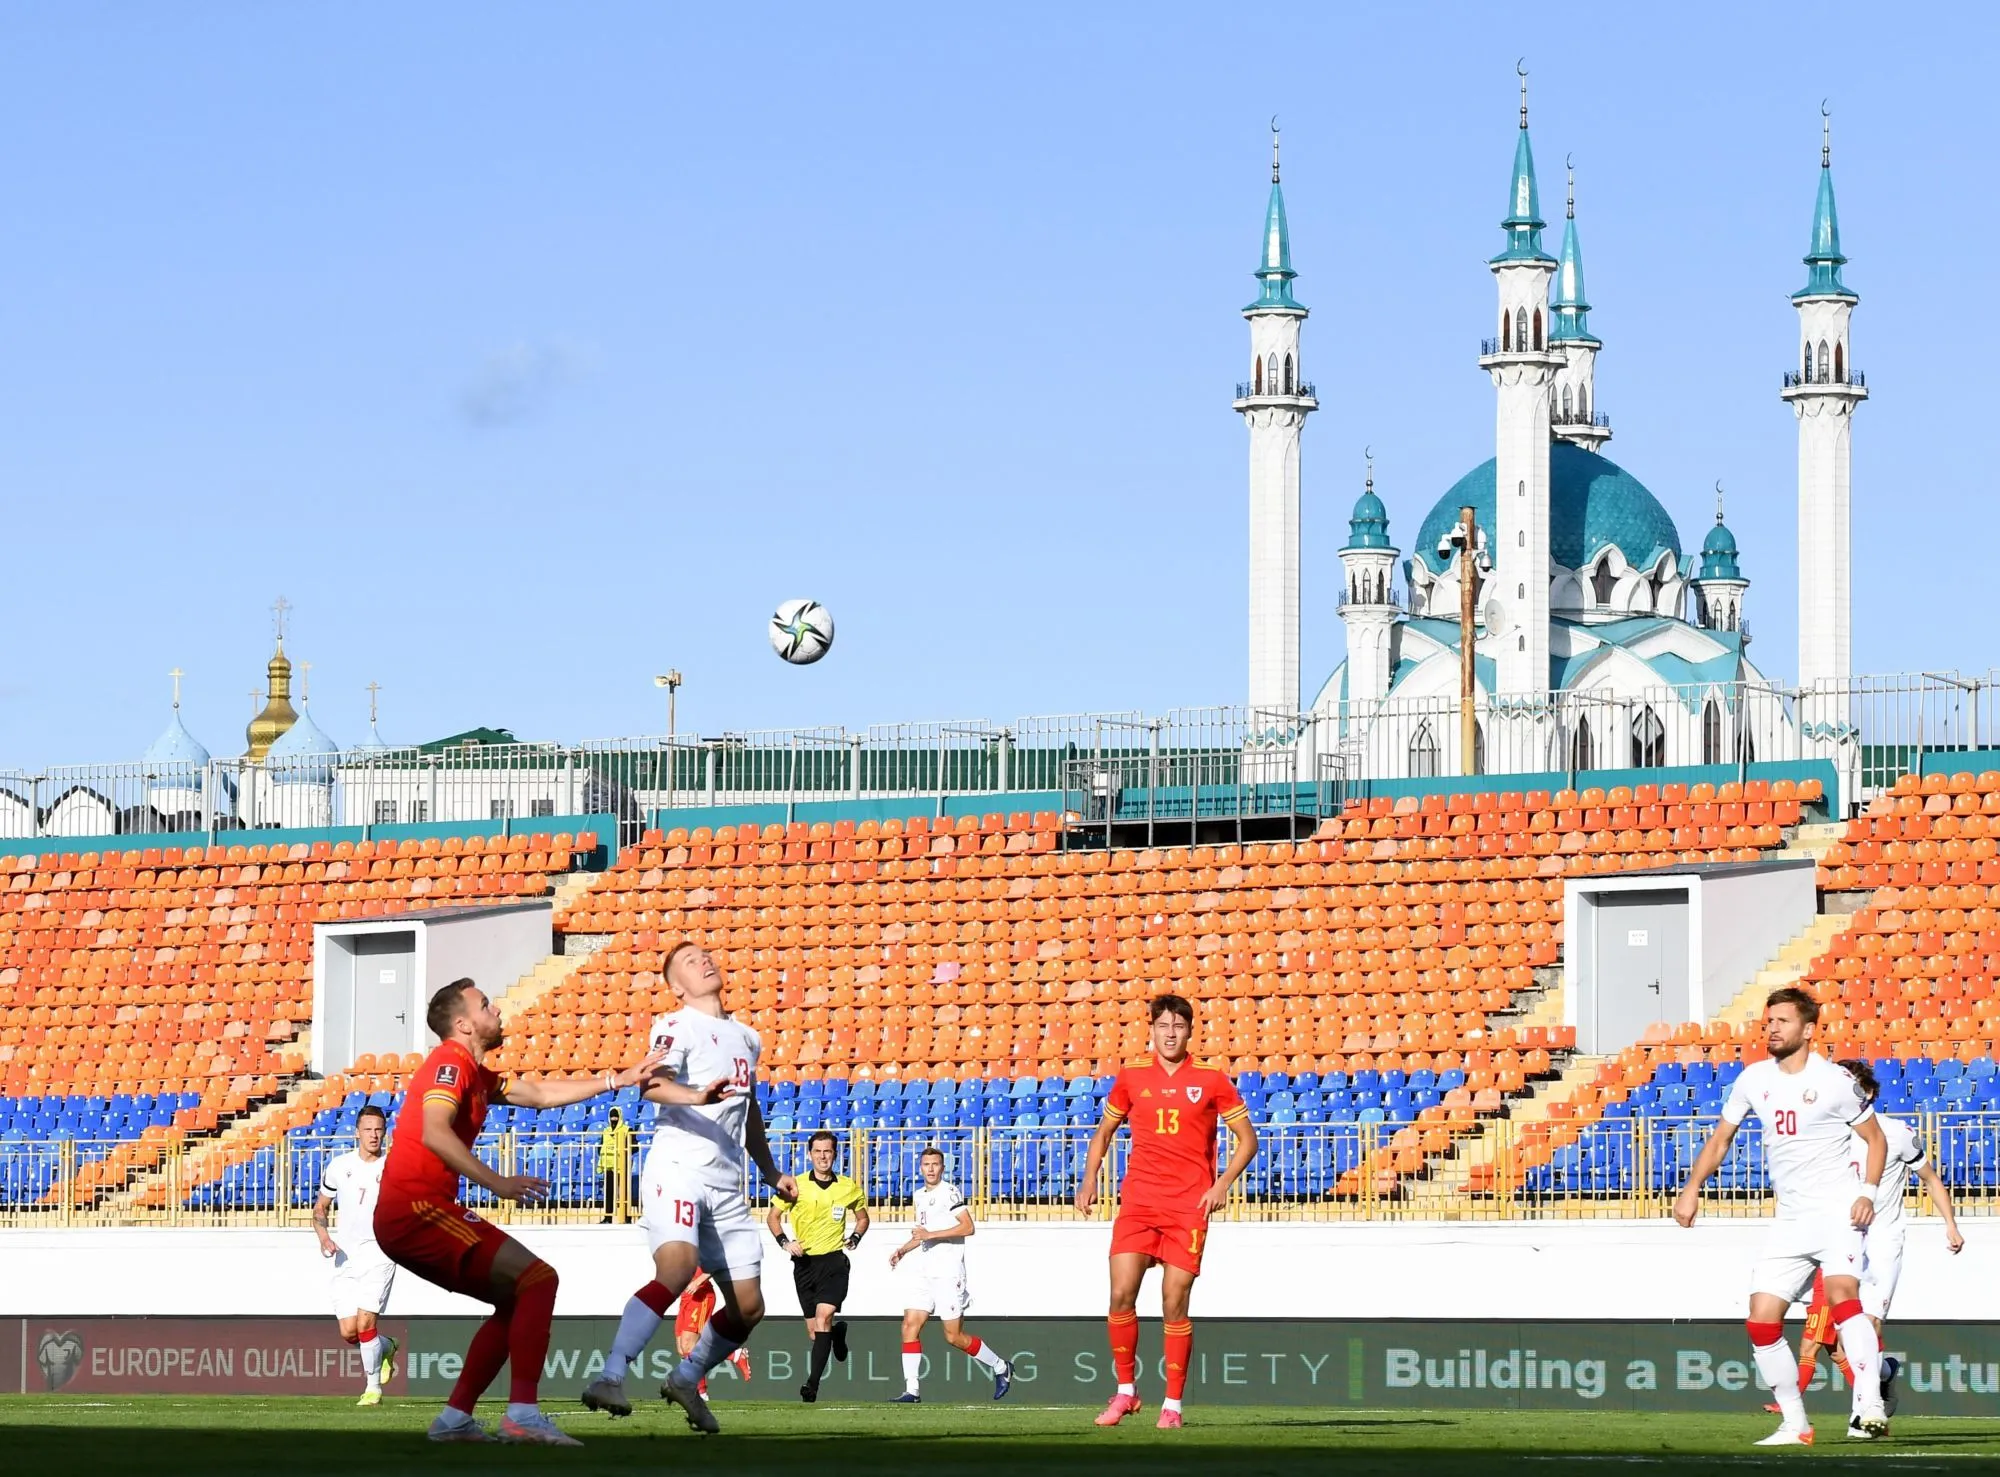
[245, 644, 300, 761]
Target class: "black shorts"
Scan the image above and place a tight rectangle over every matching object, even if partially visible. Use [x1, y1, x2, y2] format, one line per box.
[792, 1250, 851, 1312]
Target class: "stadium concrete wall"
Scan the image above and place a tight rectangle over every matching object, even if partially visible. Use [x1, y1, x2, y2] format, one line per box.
[5, 1219, 1990, 1323]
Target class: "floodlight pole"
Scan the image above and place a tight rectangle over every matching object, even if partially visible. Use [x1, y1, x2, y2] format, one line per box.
[655, 670, 684, 810]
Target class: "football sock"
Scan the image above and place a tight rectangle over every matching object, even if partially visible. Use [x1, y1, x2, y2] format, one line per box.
[359, 1333, 385, 1391]
[1831, 1303, 1879, 1408]
[902, 1342, 923, 1394]
[808, 1330, 835, 1386]
[1749, 1324, 1807, 1430]
[962, 1335, 1006, 1374]
[1163, 1397, 1184, 1415]
[675, 1312, 747, 1386]
[1163, 1321, 1193, 1403]
[1795, 1346, 1817, 1389]
[507, 1261, 561, 1407]
[603, 1281, 674, 1381]
[1835, 1350, 1854, 1383]
[448, 1310, 513, 1415]
[1107, 1310, 1139, 1389]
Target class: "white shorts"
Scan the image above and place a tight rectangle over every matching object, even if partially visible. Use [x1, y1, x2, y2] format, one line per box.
[1750, 1212, 1867, 1304]
[903, 1255, 971, 1321]
[640, 1153, 763, 1282]
[330, 1253, 395, 1320]
[1860, 1227, 1905, 1319]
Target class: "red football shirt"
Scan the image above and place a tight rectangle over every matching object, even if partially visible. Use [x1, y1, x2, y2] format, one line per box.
[1104, 1054, 1248, 1216]
[379, 1039, 503, 1205]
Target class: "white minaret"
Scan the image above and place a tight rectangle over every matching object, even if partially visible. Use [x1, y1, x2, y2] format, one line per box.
[1477, 68, 1561, 696]
[1235, 124, 1316, 726]
[1549, 159, 1611, 454]
[1781, 108, 1865, 695]
[1338, 454, 1401, 706]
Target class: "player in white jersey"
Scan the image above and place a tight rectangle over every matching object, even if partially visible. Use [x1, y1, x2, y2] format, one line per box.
[312, 1104, 399, 1406]
[582, 942, 796, 1435]
[1835, 1059, 1965, 1437]
[886, 1146, 1012, 1402]
[1676, 987, 1892, 1446]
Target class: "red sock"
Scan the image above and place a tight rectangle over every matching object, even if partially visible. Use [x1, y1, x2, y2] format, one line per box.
[1107, 1310, 1139, 1386]
[507, 1261, 561, 1407]
[1163, 1320, 1193, 1402]
[1833, 1350, 1853, 1383]
[965, 1336, 984, 1357]
[635, 1280, 673, 1316]
[448, 1311, 512, 1414]
[1797, 1347, 1818, 1390]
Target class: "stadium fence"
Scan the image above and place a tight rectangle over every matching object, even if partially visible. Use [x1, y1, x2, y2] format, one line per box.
[4, 1116, 1992, 1228]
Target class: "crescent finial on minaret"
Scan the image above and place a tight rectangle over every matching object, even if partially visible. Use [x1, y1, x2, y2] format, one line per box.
[1270, 115, 1281, 183]
[1517, 59, 1529, 129]
[1821, 99, 1831, 168]
[1715, 480, 1726, 523]
[1565, 153, 1575, 220]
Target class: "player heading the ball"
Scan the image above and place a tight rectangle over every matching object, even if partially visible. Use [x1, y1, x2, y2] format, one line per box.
[1075, 993, 1258, 1430]
[1674, 986, 1891, 1447]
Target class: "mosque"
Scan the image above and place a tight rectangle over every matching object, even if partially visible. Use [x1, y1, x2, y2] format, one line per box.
[1238, 77, 1864, 780]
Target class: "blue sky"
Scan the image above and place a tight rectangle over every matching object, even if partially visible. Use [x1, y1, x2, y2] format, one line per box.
[0, 4, 1990, 767]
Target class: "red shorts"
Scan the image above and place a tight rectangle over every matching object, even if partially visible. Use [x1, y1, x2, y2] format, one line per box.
[374, 1197, 515, 1301]
[1110, 1207, 1209, 1276]
[1802, 1299, 1836, 1347]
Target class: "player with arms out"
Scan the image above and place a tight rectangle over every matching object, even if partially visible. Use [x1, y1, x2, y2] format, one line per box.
[373, 978, 666, 1446]
[581, 942, 797, 1435]
[1675, 987, 1891, 1446]
[885, 1146, 1012, 1403]
[1075, 993, 1258, 1430]
[314, 1103, 398, 1406]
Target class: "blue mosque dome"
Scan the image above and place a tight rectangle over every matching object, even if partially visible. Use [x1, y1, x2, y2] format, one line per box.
[266, 705, 340, 783]
[1413, 442, 1683, 578]
[1345, 484, 1392, 549]
[1698, 511, 1742, 581]
[143, 710, 210, 771]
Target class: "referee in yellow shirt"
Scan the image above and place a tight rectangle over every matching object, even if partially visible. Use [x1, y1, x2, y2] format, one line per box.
[768, 1129, 869, 1402]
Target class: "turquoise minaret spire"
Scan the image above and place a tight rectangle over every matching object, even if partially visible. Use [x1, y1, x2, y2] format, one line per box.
[1795, 107, 1855, 300]
[1247, 125, 1303, 310]
[1493, 65, 1554, 264]
[1549, 160, 1595, 344]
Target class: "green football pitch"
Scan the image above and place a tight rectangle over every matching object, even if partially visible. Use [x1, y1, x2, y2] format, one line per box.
[3, 1397, 1999, 1474]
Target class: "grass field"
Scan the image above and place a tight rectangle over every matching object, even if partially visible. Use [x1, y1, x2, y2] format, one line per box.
[3, 1397, 1999, 1474]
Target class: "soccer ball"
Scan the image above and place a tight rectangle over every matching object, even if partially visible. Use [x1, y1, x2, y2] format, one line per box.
[769, 598, 835, 665]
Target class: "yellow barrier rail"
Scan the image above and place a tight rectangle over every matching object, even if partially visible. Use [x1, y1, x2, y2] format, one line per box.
[2, 1115, 1992, 1228]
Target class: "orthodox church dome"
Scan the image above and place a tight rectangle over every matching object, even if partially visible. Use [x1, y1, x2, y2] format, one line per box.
[143, 710, 210, 770]
[266, 706, 340, 783]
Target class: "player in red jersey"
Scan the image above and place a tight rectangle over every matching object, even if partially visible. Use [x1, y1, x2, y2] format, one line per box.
[673, 1268, 753, 1396]
[1074, 993, 1257, 1430]
[374, 977, 664, 1446]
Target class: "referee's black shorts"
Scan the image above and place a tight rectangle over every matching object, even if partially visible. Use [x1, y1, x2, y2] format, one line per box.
[792, 1250, 851, 1312]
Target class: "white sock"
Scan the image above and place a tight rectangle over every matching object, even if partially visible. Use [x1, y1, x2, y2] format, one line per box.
[1837, 1312, 1881, 1410]
[358, 1334, 384, 1391]
[675, 1319, 744, 1385]
[903, 1350, 922, 1393]
[506, 1401, 540, 1424]
[1163, 1396, 1183, 1413]
[1117, 1381, 1136, 1397]
[965, 1338, 1006, 1373]
[433, 1406, 476, 1429]
[1752, 1338, 1808, 1429]
[603, 1294, 666, 1382]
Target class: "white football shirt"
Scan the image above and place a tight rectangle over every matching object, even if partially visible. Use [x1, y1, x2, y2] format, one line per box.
[1721, 1053, 1875, 1216]
[1849, 1113, 1926, 1233]
[319, 1150, 387, 1266]
[912, 1179, 970, 1268]
[645, 1008, 763, 1174]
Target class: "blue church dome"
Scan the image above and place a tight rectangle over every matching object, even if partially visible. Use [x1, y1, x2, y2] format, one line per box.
[1413, 442, 1683, 578]
[143, 711, 210, 771]
[266, 706, 340, 783]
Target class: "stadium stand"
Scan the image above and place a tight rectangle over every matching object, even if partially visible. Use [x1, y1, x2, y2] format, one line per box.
[0, 833, 592, 1210]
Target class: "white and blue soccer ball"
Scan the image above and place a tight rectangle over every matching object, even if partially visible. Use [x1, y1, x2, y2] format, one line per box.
[769, 598, 835, 665]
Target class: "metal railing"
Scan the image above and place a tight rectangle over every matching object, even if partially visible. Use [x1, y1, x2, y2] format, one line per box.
[1551, 410, 1611, 429]
[6, 671, 2000, 853]
[1233, 381, 1317, 400]
[1783, 368, 1867, 390]
[8, 1115, 1996, 1227]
